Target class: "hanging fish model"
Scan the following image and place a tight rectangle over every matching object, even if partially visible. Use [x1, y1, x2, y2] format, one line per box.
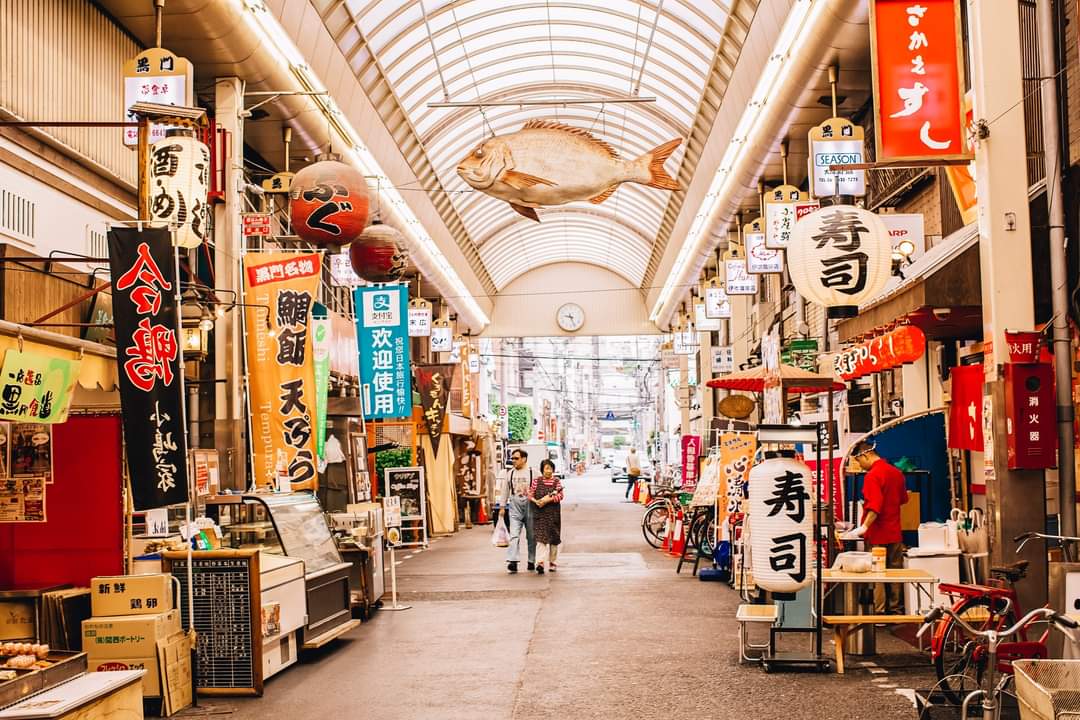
[456, 120, 682, 221]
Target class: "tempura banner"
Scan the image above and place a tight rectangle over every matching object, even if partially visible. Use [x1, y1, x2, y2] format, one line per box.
[243, 252, 321, 490]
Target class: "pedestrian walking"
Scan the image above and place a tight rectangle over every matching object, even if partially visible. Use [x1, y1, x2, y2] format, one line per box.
[530, 459, 564, 574]
[496, 449, 536, 574]
[848, 440, 910, 614]
[625, 446, 642, 499]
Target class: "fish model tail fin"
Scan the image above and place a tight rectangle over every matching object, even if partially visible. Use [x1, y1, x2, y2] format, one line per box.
[635, 138, 682, 190]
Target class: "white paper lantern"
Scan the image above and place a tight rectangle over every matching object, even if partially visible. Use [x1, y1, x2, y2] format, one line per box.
[787, 205, 891, 318]
[748, 451, 814, 593]
[149, 133, 210, 248]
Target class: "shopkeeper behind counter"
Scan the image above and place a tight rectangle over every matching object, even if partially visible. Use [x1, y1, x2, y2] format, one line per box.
[849, 440, 909, 615]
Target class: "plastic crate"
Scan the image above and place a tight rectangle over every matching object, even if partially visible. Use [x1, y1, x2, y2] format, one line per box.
[1013, 660, 1080, 720]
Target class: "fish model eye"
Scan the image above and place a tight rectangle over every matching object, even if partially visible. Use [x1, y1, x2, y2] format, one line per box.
[474, 147, 484, 158]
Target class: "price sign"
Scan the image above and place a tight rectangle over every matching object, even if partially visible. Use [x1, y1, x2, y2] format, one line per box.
[241, 213, 272, 238]
[383, 495, 402, 529]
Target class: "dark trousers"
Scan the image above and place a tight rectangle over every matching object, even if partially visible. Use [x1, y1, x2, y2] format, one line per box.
[625, 473, 639, 498]
[871, 542, 905, 614]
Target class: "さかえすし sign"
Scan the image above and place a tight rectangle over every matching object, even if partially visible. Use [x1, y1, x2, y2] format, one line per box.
[356, 285, 412, 420]
[108, 227, 188, 511]
[243, 252, 322, 490]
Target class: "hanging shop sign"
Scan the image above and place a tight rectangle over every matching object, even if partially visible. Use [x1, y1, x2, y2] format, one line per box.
[242, 251, 321, 490]
[748, 453, 814, 593]
[241, 213, 272, 238]
[148, 135, 210, 249]
[661, 346, 679, 369]
[356, 284, 412, 420]
[881, 213, 926, 258]
[408, 298, 433, 337]
[681, 435, 702, 488]
[869, 0, 969, 162]
[948, 364, 984, 451]
[430, 321, 453, 352]
[1005, 362, 1057, 470]
[744, 219, 784, 274]
[122, 48, 193, 146]
[718, 394, 755, 420]
[329, 252, 363, 287]
[467, 349, 481, 375]
[261, 172, 294, 195]
[788, 205, 892, 318]
[694, 302, 721, 332]
[781, 339, 820, 373]
[719, 431, 757, 520]
[673, 330, 697, 355]
[0, 350, 80, 424]
[312, 304, 330, 462]
[416, 364, 453, 456]
[764, 185, 815, 249]
[711, 345, 734, 374]
[808, 117, 866, 198]
[724, 258, 758, 295]
[108, 227, 188, 511]
[833, 325, 926, 380]
[704, 280, 732, 319]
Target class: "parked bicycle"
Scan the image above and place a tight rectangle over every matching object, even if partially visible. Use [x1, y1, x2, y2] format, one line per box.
[918, 605, 1080, 719]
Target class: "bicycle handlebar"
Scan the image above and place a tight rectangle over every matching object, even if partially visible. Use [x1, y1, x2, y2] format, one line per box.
[916, 605, 1079, 641]
[1013, 531, 1080, 554]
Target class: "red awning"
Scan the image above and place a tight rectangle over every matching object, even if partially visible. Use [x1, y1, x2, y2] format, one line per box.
[706, 363, 845, 394]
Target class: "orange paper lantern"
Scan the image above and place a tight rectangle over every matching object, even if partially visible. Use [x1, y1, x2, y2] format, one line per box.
[289, 158, 370, 245]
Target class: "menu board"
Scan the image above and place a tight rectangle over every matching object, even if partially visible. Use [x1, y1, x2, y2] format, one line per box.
[0, 476, 45, 522]
[164, 550, 262, 696]
[383, 466, 427, 547]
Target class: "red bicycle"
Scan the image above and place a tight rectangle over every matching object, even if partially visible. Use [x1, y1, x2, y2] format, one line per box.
[930, 531, 1080, 704]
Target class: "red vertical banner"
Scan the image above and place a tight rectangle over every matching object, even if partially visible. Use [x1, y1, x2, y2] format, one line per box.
[949, 365, 984, 451]
[681, 434, 702, 488]
[870, 0, 970, 161]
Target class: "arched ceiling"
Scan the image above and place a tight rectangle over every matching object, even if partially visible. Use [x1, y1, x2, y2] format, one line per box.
[317, 0, 754, 291]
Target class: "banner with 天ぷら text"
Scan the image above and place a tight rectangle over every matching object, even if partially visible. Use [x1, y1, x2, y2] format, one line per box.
[355, 285, 412, 420]
[243, 252, 321, 490]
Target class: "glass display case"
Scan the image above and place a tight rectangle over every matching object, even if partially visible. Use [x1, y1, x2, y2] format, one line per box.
[204, 492, 357, 646]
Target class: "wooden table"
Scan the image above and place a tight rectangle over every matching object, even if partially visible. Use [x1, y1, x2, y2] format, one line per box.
[822, 568, 938, 673]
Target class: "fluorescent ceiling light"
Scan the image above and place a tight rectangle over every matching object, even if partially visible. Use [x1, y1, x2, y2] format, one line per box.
[650, 0, 825, 323]
[238, 0, 489, 328]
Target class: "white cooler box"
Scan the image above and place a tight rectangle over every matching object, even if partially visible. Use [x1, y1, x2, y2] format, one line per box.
[905, 547, 961, 614]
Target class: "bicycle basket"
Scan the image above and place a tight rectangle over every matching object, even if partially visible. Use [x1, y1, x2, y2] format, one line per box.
[1014, 659, 1080, 720]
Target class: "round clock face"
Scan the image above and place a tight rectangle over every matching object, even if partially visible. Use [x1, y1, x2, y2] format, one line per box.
[556, 303, 585, 332]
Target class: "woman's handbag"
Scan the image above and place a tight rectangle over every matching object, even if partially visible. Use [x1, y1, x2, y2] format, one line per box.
[491, 522, 510, 548]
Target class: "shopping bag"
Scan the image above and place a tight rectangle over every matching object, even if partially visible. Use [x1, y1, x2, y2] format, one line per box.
[491, 523, 510, 548]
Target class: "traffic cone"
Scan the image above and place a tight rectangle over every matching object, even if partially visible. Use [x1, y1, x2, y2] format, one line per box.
[641, 483, 651, 505]
[669, 508, 686, 557]
[476, 499, 489, 525]
[632, 479, 641, 503]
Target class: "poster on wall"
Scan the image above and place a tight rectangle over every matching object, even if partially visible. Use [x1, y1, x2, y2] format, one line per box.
[0, 423, 10, 479]
[108, 227, 188, 510]
[0, 476, 46, 523]
[242, 251, 322, 491]
[11, 423, 52, 483]
[355, 285, 412, 421]
[192, 449, 220, 497]
[415, 364, 454, 456]
[0, 350, 81, 424]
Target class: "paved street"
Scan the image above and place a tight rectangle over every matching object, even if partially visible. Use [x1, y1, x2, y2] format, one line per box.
[221, 469, 937, 719]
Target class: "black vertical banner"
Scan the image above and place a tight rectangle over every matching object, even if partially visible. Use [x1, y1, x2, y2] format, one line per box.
[415, 364, 453, 457]
[108, 227, 189, 510]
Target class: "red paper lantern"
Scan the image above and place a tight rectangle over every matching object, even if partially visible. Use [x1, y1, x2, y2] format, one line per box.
[289, 157, 370, 245]
[835, 325, 926, 380]
[349, 221, 411, 283]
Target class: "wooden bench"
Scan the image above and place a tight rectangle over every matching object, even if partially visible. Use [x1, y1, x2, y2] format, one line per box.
[736, 603, 778, 663]
[823, 614, 925, 674]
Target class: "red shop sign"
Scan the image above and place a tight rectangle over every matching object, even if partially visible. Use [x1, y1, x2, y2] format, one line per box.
[834, 325, 927, 380]
[870, 0, 971, 162]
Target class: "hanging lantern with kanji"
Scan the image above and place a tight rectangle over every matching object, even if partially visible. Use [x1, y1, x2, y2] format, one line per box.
[787, 205, 892, 318]
[289, 155, 370, 246]
[148, 131, 210, 248]
[349, 221, 411, 283]
[748, 450, 814, 594]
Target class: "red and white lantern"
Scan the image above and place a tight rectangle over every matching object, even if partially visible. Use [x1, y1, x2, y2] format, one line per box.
[289, 157, 370, 246]
[349, 221, 411, 283]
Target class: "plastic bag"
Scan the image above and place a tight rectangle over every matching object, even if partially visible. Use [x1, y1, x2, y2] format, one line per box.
[491, 523, 510, 548]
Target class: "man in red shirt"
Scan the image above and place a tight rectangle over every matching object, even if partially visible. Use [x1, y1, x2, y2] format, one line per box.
[851, 440, 909, 614]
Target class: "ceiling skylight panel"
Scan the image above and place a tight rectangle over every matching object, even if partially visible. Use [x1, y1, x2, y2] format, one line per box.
[362, 4, 424, 61]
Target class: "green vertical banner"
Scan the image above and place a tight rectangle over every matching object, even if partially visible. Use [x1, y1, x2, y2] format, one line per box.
[312, 302, 331, 461]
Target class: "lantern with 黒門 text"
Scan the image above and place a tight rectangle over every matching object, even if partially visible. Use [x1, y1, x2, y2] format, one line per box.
[289, 156, 370, 246]
[149, 132, 210, 248]
[349, 221, 411, 283]
[788, 205, 892, 318]
[748, 451, 814, 594]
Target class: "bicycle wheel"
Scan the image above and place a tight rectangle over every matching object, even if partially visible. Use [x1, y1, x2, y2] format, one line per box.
[933, 598, 1014, 705]
[641, 502, 672, 549]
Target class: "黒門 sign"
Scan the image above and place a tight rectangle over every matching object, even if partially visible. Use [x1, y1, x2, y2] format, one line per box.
[744, 218, 784, 274]
[870, 0, 970, 162]
[704, 282, 731, 319]
[764, 185, 809, 249]
[408, 299, 433, 337]
[0, 351, 80, 424]
[243, 252, 321, 491]
[356, 285, 412, 420]
[108, 227, 188, 511]
[121, 48, 193, 146]
[808, 117, 866, 198]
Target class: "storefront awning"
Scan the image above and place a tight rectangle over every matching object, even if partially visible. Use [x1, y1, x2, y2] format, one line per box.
[0, 321, 117, 391]
[837, 224, 981, 342]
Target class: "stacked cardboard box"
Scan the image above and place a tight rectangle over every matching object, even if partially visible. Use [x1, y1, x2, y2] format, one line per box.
[83, 574, 179, 699]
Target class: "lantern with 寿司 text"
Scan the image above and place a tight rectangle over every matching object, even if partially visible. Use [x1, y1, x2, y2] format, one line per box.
[788, 205, 892, 319]
[289, 156, 370, 246]
[749, 451, 814, 594]
[349, 221, 411, 283]
[149, 132, 210, 248]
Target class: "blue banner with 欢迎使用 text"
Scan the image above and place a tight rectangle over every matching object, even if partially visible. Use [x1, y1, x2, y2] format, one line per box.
[355, 285, 412, 420]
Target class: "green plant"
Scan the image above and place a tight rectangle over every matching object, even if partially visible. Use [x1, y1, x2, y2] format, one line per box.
[613, 435, 627, 449]
[507, 404, 532, 442]
[375, 447, 413, 480]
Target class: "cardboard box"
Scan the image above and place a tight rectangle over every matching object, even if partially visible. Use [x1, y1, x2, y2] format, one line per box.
[90, 573, 173, 616]
[158, 632, 192, 716]
[0, 600, 34, 641]
[82, 609, 180, 658]
[87, 654, 161, 697]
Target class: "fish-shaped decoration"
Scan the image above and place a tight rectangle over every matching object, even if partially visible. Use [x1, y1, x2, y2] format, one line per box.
[456, 120, 682, 221]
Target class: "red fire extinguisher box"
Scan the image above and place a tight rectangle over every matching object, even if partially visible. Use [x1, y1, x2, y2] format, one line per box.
[1004, 363, 1057, 470]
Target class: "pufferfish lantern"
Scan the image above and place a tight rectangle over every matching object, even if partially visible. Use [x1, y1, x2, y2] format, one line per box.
[349, 221, 411, 283]
[289, 155, 370, 246]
